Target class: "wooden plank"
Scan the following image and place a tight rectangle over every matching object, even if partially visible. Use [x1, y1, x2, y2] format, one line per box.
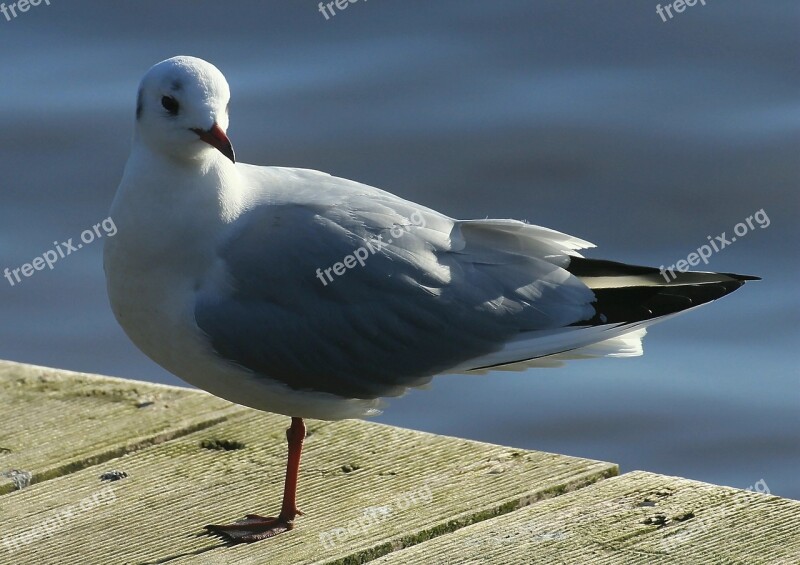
[0, 360, 242, 495]
[372, 470, 800, 564]
[0, 365, 618, 564]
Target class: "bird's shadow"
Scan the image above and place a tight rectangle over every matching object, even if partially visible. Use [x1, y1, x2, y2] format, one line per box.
[137, 531, 240, 564]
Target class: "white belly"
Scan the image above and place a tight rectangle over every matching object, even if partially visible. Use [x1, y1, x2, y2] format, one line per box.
[103, 154, 381, 420]
[103, 215, 379, 421]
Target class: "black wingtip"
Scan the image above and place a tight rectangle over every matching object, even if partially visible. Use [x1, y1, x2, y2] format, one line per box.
[565, 257, 759, 326]
[566, 257, 761, 283]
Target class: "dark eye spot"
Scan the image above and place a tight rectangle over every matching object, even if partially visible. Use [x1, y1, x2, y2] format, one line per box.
[161, 96, 180, 116]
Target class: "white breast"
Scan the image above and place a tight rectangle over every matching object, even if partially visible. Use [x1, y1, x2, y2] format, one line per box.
[103, 150, 381, 420]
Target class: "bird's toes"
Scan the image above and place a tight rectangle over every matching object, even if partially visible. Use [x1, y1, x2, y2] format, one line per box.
[205, 514, 295, 543]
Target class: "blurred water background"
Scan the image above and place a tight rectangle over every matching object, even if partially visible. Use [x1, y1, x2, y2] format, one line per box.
[1, 1, 798, 498]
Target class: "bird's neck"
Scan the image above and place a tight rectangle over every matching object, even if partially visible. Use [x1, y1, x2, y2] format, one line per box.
[107, 143, 246, 272]
[123, 141, 246, 222]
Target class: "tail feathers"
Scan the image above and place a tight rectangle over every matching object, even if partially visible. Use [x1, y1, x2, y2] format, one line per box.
[460, 257, 758, 375]
[566, 257, 760, 283]
[467, 328, 648, 374]
[566, 257, 759, 326]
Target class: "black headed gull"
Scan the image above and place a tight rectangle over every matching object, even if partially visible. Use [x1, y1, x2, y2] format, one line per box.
[104, 56, 757, 542]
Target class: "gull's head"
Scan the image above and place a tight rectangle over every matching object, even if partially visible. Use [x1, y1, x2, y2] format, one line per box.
[134, 56, 235, 164]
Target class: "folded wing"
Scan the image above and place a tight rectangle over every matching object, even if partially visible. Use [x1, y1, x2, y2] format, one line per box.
[194, 168, 598, 399]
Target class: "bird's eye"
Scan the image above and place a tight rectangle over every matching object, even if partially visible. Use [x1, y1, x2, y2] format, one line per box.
[161, 96, 180, 115]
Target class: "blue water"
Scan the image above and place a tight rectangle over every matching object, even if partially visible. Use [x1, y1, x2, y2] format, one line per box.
[1, 1, 798, 498]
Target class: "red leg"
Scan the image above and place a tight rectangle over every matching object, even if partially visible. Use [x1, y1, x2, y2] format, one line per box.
[205, 417, 306, 542]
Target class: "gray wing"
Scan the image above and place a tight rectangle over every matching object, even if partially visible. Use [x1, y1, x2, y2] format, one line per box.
[195, 169, 596, 399]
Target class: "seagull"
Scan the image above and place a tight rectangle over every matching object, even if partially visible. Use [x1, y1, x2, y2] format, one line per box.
[104, 55, 758, 542]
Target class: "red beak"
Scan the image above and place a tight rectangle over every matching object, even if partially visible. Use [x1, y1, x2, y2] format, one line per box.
[191, 123, 235, 163]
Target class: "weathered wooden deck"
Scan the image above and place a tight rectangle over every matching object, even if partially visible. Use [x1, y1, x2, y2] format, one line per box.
[0, 359, 797, 564]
